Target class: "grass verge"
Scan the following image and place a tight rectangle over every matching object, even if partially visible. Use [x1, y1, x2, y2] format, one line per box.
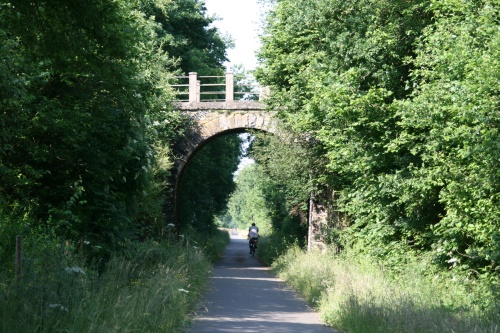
[0, 230, 230, 333]
[271, 246, 499, 333]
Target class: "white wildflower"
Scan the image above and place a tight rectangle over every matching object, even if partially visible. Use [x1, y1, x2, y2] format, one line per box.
[178, 289, 189, 293]
[48, 304, 68, 312]
[65, 266, 86, 275]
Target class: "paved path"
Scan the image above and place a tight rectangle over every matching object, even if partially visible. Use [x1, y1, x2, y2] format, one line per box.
[187, 235, 338, 333]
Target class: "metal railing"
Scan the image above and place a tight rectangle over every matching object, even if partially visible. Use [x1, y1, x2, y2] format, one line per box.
[169, 72, 268, 103]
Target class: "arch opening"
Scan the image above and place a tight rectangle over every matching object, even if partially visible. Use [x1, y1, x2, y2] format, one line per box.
[174, 128, 272, 231]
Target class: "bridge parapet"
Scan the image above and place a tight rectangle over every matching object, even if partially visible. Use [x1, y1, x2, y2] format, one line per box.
[176, 100, 266, 111]
[170, 72, 269, 103]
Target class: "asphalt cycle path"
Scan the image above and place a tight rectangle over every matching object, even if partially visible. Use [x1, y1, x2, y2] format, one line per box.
[187, 234, 338, 333]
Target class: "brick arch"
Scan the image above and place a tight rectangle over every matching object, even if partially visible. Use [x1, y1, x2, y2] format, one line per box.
[194, 110, 276, 139]
[170, 103, 327, 251]
[171, 102, 276, 227]
[174, 102, 275, 174]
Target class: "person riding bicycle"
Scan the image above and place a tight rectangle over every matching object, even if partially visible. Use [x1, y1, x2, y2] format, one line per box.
[248, 223, 259, 253]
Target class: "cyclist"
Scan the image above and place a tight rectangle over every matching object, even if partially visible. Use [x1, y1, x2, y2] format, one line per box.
[248, 223, 259, 254]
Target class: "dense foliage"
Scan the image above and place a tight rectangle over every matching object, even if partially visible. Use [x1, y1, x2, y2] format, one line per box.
[0, 1, 233, 331]
[0, 0, 229, 259]
[139, 0, 229, 75]
[223, 133, 309, 256]
[227, 163, 273, 233]
[178, 134, 242, 233]
[2, 0, 157, 255]
[255, 0, 499, 279]
[249, 132, 314, 212]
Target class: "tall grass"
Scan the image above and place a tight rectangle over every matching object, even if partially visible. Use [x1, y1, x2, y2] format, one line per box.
[0, 230, 230, 333]
[272, 246, 499, 333]
[184, 228, 231, 263]
[257, 233, 300, 266]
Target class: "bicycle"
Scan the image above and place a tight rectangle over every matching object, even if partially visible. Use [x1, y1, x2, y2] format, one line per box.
[249, 237, 258, 257]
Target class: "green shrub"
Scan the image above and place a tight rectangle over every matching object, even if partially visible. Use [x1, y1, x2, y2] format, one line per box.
[257, 222, 306, 266]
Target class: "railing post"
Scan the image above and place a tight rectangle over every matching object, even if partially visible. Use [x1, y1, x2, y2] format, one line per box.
[260, 86, 270, 101]
[196, 80, 201, 102]
[189, 72, 198, 103]
[225, 72, 234, 102]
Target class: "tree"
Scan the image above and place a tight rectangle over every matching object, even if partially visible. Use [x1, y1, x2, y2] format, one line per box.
[243, 132, 312, 246]
[139, 0, 230, 75]
[255, 0, 500, 276]
[0, 0, 229, 254]
[227, 164, 272, 233]
[393, 0, 500, 272]
[178, 134, 242, 233]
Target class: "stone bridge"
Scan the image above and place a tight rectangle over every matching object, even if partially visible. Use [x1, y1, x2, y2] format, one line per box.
[175, 102, 275, 157]
[171, 73, 327, 250]
[170, 72, 276, 178]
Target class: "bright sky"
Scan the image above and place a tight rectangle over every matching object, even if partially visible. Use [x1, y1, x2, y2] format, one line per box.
[203, 0, 263, 71]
